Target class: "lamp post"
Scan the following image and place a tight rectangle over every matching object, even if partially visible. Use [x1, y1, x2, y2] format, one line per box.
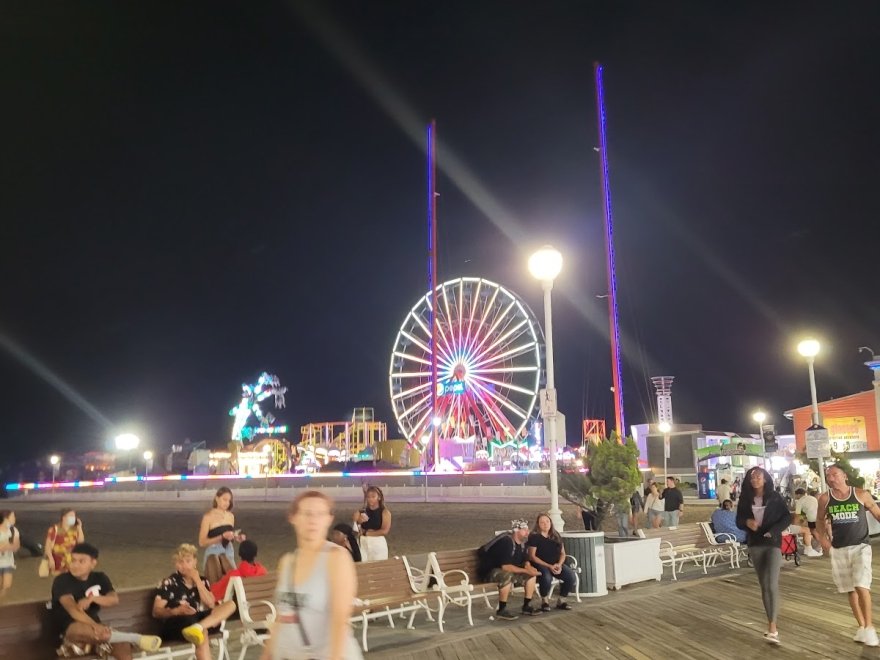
[753, 410, 767, 469]
[658, 422, 671, 481]
[114, 433, 141, 472]
[262, 444, 272, 501]
[798, 339, 827, 493]
[50, 454, 60, 485]
[143, 451, 153, 492]
[529, 245, 564, 531]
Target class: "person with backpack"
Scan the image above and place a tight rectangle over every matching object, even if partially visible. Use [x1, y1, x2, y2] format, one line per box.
[479, 519, 540, 620]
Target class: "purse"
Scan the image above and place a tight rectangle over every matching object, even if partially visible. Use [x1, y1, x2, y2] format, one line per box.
[38, 558, 50, 578]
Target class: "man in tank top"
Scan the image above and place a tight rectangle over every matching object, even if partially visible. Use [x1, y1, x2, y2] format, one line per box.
[816, 463, 880, 647]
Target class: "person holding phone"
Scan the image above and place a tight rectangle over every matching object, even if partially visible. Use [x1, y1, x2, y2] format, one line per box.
[352, 486, 391, 562]
[198, 487, 245, 585]
[45, 508, 85, 576]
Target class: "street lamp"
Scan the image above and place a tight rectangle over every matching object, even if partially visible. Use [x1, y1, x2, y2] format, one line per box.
[49, 454, 60, 485]
[658, 422, 671, 480]
[262, 444, 272, 501]
[752, 410, 767, 468]
[143, 451, 153, 491]
[797, 338, 827, 492]
[529, 245, 564, 531]
[114, 433, 140, 471]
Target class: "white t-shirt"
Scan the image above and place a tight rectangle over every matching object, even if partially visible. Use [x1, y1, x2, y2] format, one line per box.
[795, 494, 819, 522]
[752, 496, 766, 527]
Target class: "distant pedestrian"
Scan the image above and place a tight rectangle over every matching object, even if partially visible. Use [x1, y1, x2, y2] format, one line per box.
[816, 464, 880, 647]
[644, 483, 664, 528]
[716, 479, 731, 506]
[731, 477, 741, 501]
[0, 509, 20, 599]
[629, 489, 645, 531]
[45, 508, 85, 576]
[659, 477, 684, 527]
[736, 467, 791, 645]
[794, 488, 822, 557]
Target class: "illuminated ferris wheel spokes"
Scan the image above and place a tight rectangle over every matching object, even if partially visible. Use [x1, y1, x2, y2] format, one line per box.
[389, 277, 542, 447]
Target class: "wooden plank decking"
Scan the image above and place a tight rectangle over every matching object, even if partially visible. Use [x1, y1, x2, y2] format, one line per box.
[362, 543, 880, 660]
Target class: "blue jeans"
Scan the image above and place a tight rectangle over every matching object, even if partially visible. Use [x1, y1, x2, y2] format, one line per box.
[536, 563, 576, 598]
[661, 510, 680, 527]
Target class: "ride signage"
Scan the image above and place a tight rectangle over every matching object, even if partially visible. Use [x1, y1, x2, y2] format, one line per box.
[805, 424, 831, 459]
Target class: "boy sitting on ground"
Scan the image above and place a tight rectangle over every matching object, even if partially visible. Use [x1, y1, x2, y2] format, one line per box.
[51, 542, 162, 659]
[152, 543, 236, 660]
[209, 539, 268, 600]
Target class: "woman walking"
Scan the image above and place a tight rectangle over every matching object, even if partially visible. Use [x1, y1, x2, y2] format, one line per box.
[352, 486, 391, 562]
[198, 487, 245, 584]
[44, 508, 84, 575]
[0, 510, 20, 599]
[644, 482, 664, 529]
[736, 466, 791, 645]
[260, 491, 361, 659]
[526, 513, 576, 611]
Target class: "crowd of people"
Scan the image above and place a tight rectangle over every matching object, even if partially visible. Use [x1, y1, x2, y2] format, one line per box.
[3, 463, 880, 656]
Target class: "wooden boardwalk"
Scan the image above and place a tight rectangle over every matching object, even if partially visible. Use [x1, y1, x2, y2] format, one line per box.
[359, 544, 880, 660]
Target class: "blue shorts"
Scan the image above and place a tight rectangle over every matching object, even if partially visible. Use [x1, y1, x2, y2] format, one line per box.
[0, 566, 15, 576]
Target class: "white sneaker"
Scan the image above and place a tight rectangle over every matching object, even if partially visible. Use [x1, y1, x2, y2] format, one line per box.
[804, 548, 822, 557]
[854, 627, 866, 643]
[863, 627, 879, 647]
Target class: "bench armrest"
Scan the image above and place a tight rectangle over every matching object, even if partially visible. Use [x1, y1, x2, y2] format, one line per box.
[563, 556, 581, 573]
[438, 568, 471, 588]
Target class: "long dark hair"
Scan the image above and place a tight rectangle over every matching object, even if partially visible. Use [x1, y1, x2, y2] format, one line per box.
[531, 513, 562, 544]
[736, 466, 775, 516]
[332, 523, 362, 562]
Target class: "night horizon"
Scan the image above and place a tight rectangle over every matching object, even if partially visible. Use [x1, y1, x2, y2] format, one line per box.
[1, 1, 878, 468]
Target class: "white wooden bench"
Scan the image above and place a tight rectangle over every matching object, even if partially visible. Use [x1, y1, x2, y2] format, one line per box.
[636, 524, 723, 579]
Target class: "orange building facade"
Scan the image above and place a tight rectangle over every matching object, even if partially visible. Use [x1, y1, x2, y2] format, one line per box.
[788, 390, 880, 454]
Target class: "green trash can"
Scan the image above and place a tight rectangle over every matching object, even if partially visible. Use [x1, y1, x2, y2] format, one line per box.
[561, 531, 607, 597]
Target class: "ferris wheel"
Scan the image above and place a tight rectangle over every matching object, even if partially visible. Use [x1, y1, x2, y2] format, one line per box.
[389, 277, 544, 447]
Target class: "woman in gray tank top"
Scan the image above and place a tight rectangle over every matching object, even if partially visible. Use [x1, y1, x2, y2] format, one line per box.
[260, 491, 362, 660]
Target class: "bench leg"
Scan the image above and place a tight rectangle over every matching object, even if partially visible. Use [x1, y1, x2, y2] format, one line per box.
[406, 606, 419, 630]
[386, 606, 395, 628]
[437, 595, 447, 633]
[573, 572, 582, 603]
[361, 612, 370, 652]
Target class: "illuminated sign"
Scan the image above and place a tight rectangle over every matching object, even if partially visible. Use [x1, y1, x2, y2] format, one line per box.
[826, 416, 869, 453]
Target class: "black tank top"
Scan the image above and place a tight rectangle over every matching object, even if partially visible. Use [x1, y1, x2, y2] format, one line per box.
[360, 507, 383, 531]
[828, 487, 869, 548]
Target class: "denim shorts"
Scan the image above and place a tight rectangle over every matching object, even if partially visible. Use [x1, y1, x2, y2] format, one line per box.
[0, 566, 15, 576]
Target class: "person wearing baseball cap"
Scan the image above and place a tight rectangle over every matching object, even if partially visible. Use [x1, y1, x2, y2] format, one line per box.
[481, 519, 541, 620]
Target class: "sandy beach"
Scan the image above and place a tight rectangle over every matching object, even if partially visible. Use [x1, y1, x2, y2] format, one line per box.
[2, 496, 715, 604]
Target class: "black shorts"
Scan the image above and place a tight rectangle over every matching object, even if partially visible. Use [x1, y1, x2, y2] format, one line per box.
[161, 610, 217, 641]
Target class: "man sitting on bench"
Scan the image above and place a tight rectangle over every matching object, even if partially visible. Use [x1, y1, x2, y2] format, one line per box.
[482, 519, 541, 620]
[51, 542, 162, 658]
[152, 543, 236, 660]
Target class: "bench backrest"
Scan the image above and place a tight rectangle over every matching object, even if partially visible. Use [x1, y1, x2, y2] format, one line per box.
[432, 549, 482, 586]
[357, 557, 422, 600]
[234, 573, 278, 623]
[639, 524, 708, 548]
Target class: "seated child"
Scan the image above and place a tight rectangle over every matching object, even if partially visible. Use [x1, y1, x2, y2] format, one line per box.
[209, 539, 268, 601]
[152, 543, 236, 660]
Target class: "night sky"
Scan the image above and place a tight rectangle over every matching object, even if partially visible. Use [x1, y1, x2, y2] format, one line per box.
[2, 2, 878, 466]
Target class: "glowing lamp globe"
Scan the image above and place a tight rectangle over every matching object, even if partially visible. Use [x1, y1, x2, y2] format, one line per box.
[49, 455, 60, 466]
[114, 433, 141, 451]
[658, 422, 671, 434]
[797, 339, 820, 358]
[142, 450, 153, 461]
[753, 411, 767, 424]
[528, 246, 563, 282]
